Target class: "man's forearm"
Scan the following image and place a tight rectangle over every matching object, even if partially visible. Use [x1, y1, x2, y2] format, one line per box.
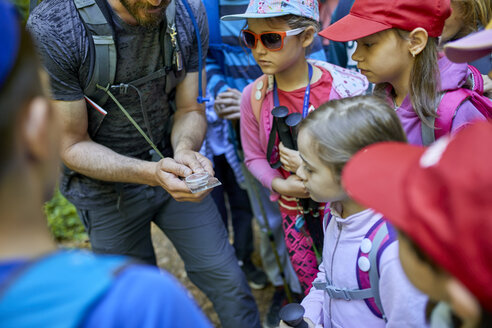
[63, 140, 158, 186]
[171, 110, 207, 153]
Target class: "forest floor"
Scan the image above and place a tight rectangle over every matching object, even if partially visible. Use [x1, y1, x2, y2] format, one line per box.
[151, 222, 274, 327]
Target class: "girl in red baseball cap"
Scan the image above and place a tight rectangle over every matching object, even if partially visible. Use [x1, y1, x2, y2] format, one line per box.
[319, 0, 489, 147]
[280, 96, 428, 328]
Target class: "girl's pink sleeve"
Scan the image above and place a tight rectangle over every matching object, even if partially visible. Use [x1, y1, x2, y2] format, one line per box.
[240, 83, 283, 193]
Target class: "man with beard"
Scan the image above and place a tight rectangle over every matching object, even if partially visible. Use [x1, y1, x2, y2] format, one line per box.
[26, 0, 260, 326]
[0, 2, 213, 327]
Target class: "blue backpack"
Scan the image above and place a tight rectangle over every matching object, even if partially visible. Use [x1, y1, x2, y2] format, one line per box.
[313, 212, 397, 322]
[0, 250, 130, 328]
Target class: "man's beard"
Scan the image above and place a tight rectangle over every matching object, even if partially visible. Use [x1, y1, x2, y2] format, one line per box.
[119, 0, 167, 28]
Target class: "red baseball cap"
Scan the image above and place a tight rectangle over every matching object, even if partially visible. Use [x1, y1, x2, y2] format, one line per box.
[319, 0, 451, 41]
[342, 121, 492, 311]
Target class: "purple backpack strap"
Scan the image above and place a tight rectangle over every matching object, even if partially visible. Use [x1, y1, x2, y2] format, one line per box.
[434, 90, 468, 140]
[422, 64, 492, 145]
[467, 65, 484, 93]
[356, 218, 397, 321]
[322, 209, 332, 230]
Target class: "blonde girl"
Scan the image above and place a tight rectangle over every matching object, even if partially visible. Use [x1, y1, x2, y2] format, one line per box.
[280, 96, 427, 328]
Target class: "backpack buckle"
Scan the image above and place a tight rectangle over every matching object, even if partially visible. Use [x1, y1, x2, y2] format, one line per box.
[324, 286, 352, 301]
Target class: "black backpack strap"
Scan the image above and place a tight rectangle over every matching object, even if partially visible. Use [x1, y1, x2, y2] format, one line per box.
[160, 0, 186, 95]
[74, 0, 117, 106]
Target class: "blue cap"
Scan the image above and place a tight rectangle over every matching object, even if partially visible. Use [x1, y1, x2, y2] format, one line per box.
[0, 0, 21, 89]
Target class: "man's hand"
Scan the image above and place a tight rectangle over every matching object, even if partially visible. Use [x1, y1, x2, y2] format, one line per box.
[154, 150, 215, 202]
[214, 88, 242, 120]
[279, 142, 302, 173]
[173, 149, 214, 176]
[272, 175, 310, 198]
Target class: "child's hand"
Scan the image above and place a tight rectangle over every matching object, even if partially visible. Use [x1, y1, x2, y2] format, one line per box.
[272, 175, 310, 198]
[279, 142, 302, 173]
[214, 88, 242, 120]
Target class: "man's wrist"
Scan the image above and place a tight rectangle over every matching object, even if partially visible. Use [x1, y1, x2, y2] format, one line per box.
[174, 139, 198, 154]
[139, 160, 160, 186]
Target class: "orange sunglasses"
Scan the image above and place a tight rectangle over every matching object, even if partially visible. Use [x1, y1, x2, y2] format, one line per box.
[241, 28, 305, 51]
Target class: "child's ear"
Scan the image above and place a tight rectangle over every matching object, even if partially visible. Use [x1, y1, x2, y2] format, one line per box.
[22, 96, 54, 164]
[301, 26, 315, 48]
[445, 277, 481, 326]
[408, 27, 428, 57]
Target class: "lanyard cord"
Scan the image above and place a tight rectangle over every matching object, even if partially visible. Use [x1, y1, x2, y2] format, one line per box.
[273, 63, 313, 118]
[96, 84, 165, 159]
[181, 0, 209, 104]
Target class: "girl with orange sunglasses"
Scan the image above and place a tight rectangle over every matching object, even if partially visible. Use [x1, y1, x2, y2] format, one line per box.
[222, 0, 368, 297]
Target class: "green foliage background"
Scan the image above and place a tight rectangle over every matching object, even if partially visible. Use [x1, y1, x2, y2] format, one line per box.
[11, 0, 30, 23]
[44, 190, 87, 242]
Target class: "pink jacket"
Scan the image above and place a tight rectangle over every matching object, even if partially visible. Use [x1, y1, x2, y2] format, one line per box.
[240, 62, 368, 200]
[301, 204, 429, 328]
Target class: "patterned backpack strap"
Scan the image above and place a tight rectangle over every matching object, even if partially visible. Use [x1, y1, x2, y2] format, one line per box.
[356, 218, 398, 322]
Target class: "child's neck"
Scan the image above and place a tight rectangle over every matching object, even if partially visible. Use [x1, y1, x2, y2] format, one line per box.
[390, 66, 413, 107]
[274, 58, 312, 92]
[339, 199, 367, 219]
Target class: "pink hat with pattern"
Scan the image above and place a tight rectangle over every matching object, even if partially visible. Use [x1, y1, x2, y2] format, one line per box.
[221, 0, 319, 22]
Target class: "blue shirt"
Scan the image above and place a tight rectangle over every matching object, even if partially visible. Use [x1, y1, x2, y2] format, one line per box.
[0, 253, 212, 328]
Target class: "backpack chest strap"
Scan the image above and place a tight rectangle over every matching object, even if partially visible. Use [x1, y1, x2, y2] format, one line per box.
[313, 282, 374, 301]
[313, 219, 393, 322]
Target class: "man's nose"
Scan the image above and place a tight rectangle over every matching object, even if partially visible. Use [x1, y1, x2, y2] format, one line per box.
[147, 0, 162, 7]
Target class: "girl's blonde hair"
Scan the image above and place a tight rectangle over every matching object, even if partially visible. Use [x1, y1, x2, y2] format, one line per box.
[374, 29, 440, 128]
[298, 96, 407, 183]
[452, 0, 491, 35]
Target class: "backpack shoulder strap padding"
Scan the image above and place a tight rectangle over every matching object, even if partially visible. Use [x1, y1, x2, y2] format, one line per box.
[312, 217, 396, 321]
[357, 218, 397, 321]
[74, 0, 117, 106]
[250, 74, 271, 124]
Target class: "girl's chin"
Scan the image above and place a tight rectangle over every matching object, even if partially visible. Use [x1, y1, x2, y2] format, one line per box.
[259, 67, 277, 75]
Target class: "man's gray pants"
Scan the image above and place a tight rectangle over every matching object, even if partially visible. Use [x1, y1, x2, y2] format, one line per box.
[76, 186, 260, 328]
